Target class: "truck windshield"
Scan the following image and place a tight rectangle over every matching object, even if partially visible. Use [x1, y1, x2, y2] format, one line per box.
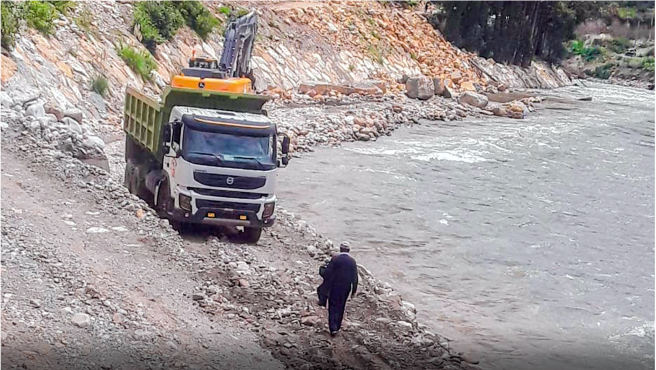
[182, 128, 275, 170]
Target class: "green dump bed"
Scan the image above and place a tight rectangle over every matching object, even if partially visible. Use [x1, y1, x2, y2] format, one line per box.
[123, 86, 271, 161]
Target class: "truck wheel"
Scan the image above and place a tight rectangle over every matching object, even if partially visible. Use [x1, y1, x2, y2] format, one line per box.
[124, 162, 135, 189]
[156, 180, 172, 217]
[241, 227, 262, 244]
[129, 166, 140, 195]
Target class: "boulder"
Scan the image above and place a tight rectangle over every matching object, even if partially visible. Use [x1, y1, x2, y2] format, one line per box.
[64, 108, 84, 123]
[1, 92, 14, 108]
[459, 81, 476, 92]
[71, 313, 91, 328]
[432, 77, 445, 95]
[299, 81, 335, 95]
[45, 104, 65, 121]
[459, 92, 488, 108]
[442, 85, 456, 99]
[405, 75, 434, 100]
[83, 135, 105, 150]
[450, 70, 463, 83]
[492, 106, 507, 117]
[356, 79, 387, 94]
[62, 117, 82, 134]
[26, 102, 46, 118]
[88, 93, 107, 115]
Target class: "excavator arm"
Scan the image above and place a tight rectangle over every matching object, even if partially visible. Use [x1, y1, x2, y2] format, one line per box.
[218, 11, 259, 86]
[173, 11, 260, 93]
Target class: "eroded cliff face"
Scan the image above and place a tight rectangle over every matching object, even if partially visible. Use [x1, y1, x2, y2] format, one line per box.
[1, 0, 570, 125]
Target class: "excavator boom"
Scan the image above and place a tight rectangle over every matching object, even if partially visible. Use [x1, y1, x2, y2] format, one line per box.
[219, 11, 258, 81]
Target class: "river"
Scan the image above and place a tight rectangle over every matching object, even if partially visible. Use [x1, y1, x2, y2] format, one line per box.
[277, 83, 655, 370]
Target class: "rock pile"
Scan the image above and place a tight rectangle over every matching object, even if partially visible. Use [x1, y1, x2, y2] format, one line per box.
[297, 80, 388, 98]
[2, 93, 107, 161]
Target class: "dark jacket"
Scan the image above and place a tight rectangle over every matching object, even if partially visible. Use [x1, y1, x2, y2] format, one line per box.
[321, 253, 358, 296]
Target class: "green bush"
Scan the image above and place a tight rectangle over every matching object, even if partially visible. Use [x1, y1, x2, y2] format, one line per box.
[117, 45, 157, 80]
[92, 76, 109, 96]
[234, 8, 250, 18]
[46, 0, 75, 15]
[218, 6, 231, 16]
[134, 1, 184, 51]
[616, 7, 637, 21]
[568, 40, 605, 62]
[1, 2, 23, 49]
[608, 37, 632, 54]
[643, 57, 655, 72]
[173, 1, 219, 40]
[594, 63, 614, 79]
[24, 1, 57, 35]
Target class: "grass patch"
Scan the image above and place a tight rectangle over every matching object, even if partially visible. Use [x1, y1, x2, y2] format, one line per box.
[92, 76, 109, 96]
[568, 40, 606, 62]
[74, 7, 94, 34]
[133, 1, 220, 50]
[46, 0, 75, 15]
[594, 63, 615, 79]
[368, 44, 384, 65]
[24, 1, 57, 35]
[218, 6, 231, 16]
[643, 56, 655, 72]
[233, 8, 250, 18]
[616, 7, 637, 21]
[117, 44, 157, 80]
[173, 1, 219, 40]
[134, 1, 184, 51]
[608, 37, 632, 54]
[1, 2, 23, 49]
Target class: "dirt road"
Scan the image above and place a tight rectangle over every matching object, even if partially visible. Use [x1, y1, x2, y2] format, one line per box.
[1, 146, 284, 369]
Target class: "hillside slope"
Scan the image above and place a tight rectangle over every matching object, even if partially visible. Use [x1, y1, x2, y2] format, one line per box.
[2, 0, 570, 126]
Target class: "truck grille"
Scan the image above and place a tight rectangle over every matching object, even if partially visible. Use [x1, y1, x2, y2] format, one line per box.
[193, 172, 266, 190]
[196, 199, 261, 213]
[190, 188, 265, 200]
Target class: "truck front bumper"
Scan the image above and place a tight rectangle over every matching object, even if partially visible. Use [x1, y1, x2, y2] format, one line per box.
[169, 207, 275, 228]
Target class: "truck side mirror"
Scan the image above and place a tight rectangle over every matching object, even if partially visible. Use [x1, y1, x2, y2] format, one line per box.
[162, 124, 172, 153]
[281, 135, 290, 155]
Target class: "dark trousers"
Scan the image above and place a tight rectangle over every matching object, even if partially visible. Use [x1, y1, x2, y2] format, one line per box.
[328, 286, 350, 333]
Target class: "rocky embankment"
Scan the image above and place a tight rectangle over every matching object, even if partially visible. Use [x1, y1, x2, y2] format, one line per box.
[0, 1, 567, 368]
[1, 97, 483, 369]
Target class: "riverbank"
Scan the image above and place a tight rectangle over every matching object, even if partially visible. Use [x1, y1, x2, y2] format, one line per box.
[276, 82, 655, 370]
[1, 90, 492, 369]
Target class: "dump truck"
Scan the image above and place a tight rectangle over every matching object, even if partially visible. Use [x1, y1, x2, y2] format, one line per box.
[122, 12, 290, 243]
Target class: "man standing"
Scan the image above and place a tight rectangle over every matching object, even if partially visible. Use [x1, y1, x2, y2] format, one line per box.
[319, 242, 359, 336]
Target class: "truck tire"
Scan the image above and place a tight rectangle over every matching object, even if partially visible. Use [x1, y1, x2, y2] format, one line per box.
[241, 227, 262, 244]
[124, 161, 135, 189]
[128, 165, 154, 205]
[156, 180, 171, 217]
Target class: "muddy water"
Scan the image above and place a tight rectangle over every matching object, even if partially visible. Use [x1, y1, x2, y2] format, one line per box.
[278, 83, 655, 370]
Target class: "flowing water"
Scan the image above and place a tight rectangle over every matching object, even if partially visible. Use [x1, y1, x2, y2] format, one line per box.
[278, 83, 655, 370]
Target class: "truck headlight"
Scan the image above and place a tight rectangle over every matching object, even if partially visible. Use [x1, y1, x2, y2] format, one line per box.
[179, 194, 192, 211]
[262, 201, 275, 219]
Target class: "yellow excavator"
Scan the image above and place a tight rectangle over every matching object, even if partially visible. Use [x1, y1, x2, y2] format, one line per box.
[171, 11, 258, 95]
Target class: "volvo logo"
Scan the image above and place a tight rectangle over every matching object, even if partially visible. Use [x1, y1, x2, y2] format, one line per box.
[226, 177, 234, 185]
